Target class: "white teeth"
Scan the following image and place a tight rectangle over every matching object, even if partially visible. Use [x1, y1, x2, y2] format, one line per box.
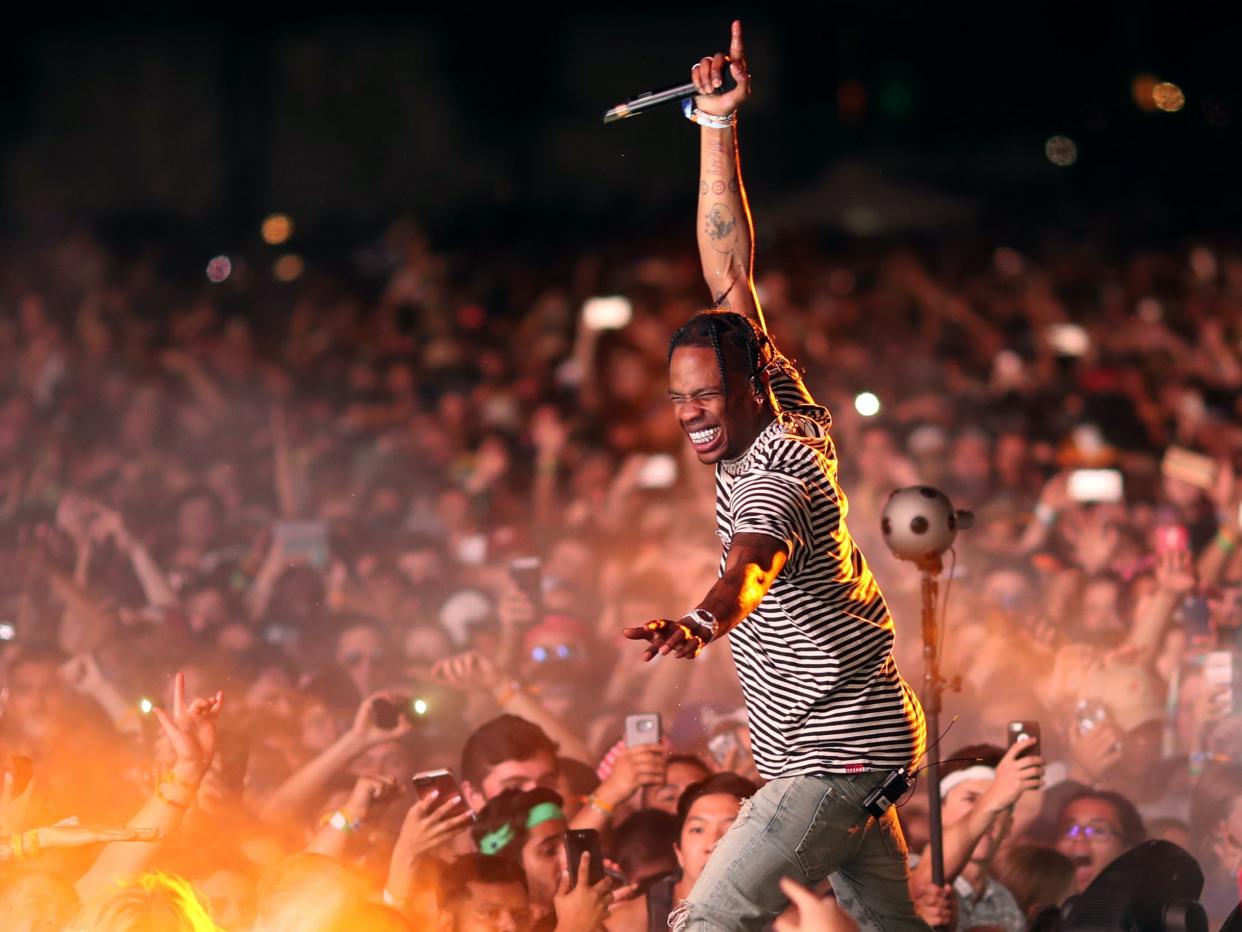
[689, 426, 721, 445]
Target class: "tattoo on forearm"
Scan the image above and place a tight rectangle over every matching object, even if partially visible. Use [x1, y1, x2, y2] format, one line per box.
[704, 204, 738, 254]
[707, 136, 729, 176]
[712, 180, 726, 195]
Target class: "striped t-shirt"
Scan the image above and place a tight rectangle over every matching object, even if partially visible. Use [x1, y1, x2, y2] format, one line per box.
[715, 358, 926, 778]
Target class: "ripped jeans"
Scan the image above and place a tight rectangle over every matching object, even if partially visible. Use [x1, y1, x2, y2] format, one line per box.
[670, 772, 930, 932]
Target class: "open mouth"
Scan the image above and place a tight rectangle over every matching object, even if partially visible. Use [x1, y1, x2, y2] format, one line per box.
[687, 425, 723, 453]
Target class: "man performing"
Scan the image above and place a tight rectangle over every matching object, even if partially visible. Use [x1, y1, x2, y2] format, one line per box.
[622, 21, 930, 932]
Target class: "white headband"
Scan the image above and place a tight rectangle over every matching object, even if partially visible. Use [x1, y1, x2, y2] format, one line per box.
[939, 765, 996, 799]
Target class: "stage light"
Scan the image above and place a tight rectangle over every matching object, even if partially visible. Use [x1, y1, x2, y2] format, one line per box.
[1153, 82, 1185, 113]
[854, 392, 880, 417]
[262, 213, 294, 245]
[206, 255, 232, 283]
[0, 624, 14, 641]
[1045, 135, 1078, 167]
[1132, 73, 1158, 111]
[139, 697, 154, 715]
[273, 254, 304, 282]
[412, 698, 429, 716]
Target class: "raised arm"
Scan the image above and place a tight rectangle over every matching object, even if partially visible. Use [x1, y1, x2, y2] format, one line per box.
[692, 21, 759, 323]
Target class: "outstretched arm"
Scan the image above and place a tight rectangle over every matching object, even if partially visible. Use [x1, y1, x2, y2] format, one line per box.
[692, 21, 760, 324]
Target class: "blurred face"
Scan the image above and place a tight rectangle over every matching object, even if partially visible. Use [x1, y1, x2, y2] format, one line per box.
[186, 587, 230, 634]
[521, 819, 568, 910]
[668, 346, 768, 465]
[982, 570, 1030, 616]
[473, 752, 560, 811]
[245, 668, 295, 720]
[642, 761, 712, 814]
[951, 434, 991, 487]
[336, 625, 386, 696]
[349, 739, 414, 784]
[1080, 580, 1122, 636]
[1055, 797, 1127, 892]
[405, 626, 452, 679]
[4, 661, 66, 741]
[300, 701, 345, 753]
[676, 793, 743, 885]
[448, 881, 531, 932]
[177, 496, 220, 548]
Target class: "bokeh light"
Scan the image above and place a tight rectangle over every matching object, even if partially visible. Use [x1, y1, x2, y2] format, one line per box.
[139, 697, 154, 715]
[261, 213, 294, 245]
[412, 698, 429, 716]
[206, 255, 232, 283]
[1045, 135, 1078, 167]
[273, 254, 304, 282]
[1132, 73, 1158, 112]
[1153, 82, 1185, 113]
[854, 392, 880, 417]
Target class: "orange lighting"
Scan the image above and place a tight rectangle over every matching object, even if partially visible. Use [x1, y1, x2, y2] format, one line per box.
[262, 213, 294, 245]
[273, 254, 304, 282]
[1132, 73, 1158, 112]
[1153, 82, 1185, 113]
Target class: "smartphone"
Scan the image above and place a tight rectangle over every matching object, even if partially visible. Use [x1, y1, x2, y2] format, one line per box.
[708, 731, 739, 768]
[1162, 447, 1218, 491]
[1204, 651, 1236, 717]
[7, 755, 32, 797]
[1007, 721, 1041, 760]
[636, 454, 678, 490]
[272, 519, 330, 570]
[564, 829, 605, 888]
[1068, 469, 1124, 504]
[581, 296, 633, 331]
[508, 557, 543, 621]
[1154, 523, 1191, 557]
[625, 713, 662, 748]
[412, 769, 473, 821]
[372, 697, 408, 730]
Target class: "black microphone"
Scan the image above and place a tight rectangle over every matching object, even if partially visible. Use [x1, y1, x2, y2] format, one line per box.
[602, 65, 735, 124]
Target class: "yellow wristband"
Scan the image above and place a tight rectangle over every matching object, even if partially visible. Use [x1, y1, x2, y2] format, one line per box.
[587, 794, 615, 815]
[161, 770, 201, 791]
[22, 830, 39, 860]
[10, 832, 23, 863]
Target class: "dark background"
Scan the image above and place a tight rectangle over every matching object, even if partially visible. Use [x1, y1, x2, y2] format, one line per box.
[4, 2, 1242, 249]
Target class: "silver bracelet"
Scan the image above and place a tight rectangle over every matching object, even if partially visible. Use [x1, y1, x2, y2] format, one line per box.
[681, 99, 737, 129]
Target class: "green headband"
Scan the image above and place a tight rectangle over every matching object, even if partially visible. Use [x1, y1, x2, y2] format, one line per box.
[478, 802, 565, 856]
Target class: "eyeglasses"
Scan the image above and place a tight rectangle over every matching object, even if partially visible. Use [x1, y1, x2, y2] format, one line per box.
[1059, 823, 1119, 843]
[530, 644, 575, 663]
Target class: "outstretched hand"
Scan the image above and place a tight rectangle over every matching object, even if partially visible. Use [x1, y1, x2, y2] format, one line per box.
[622, 619, 706, 662]
[691, 20, 752, 117]
[152, 671, 223, 782]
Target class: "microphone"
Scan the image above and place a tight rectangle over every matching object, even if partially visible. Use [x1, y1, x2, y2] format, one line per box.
[603, 65, 735, 124]
[603, 79, 699, 123]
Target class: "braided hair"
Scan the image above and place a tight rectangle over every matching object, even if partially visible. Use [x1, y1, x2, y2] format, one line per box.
[667, 311, 774, 403]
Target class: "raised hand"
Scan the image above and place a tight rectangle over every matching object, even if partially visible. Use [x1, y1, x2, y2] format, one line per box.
[979, 738, 1044, 814]
[345, 774, 401, 825]
[773, 877, 852, 932]
[1154, 546, 1197, 596]
[430, 651, 503, 694]
[691, 20, 752, 117]
[553, 851, 614, 932]
[622, 618, 706, 662]
[594, 745, 667, 810]
[347, 691, 415, 748]
[152, 672, 223, 783]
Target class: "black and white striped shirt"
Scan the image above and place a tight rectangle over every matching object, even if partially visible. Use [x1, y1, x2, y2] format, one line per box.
[715, 358, 926, 778]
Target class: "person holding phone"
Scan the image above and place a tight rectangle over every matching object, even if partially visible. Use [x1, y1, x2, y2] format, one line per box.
[621, 22, 926, 931]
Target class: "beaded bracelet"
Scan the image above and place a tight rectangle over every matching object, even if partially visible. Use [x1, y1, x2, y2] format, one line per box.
[161, 770, 201, 791]
[10, 832, 24, 863]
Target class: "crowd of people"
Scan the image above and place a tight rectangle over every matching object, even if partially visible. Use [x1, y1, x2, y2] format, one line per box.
[0, 214, 1239, 930]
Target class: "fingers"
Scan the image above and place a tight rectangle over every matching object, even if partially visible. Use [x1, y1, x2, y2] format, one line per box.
[172, 671, 186, 720]
[730, 19, 745, 61]
[778, 876, 820, 912]
[693, 56, 713, 96]
[709, 52, 727, 91]
[576, 850, 591, 887]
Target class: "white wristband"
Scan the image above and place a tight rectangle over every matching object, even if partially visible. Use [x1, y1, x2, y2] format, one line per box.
[681, 99, 737, 129]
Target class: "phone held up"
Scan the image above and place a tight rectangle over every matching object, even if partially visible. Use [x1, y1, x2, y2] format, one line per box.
[1007, 720, 1041, 759]
[411, 769, 474, 822]
[564, 829, 605, 888]
[624, 713, 662, 748]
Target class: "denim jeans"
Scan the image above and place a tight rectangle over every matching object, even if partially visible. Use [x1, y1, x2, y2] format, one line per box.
[671, 772, 930, 932]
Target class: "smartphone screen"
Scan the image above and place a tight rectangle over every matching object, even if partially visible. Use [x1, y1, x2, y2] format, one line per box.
[1068, 469, 1124, 504]
[272, 519, 330, 569]
[564, 829, 604, 888]
[625, 713, 662, 748]
[412, 769, 473, 821]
